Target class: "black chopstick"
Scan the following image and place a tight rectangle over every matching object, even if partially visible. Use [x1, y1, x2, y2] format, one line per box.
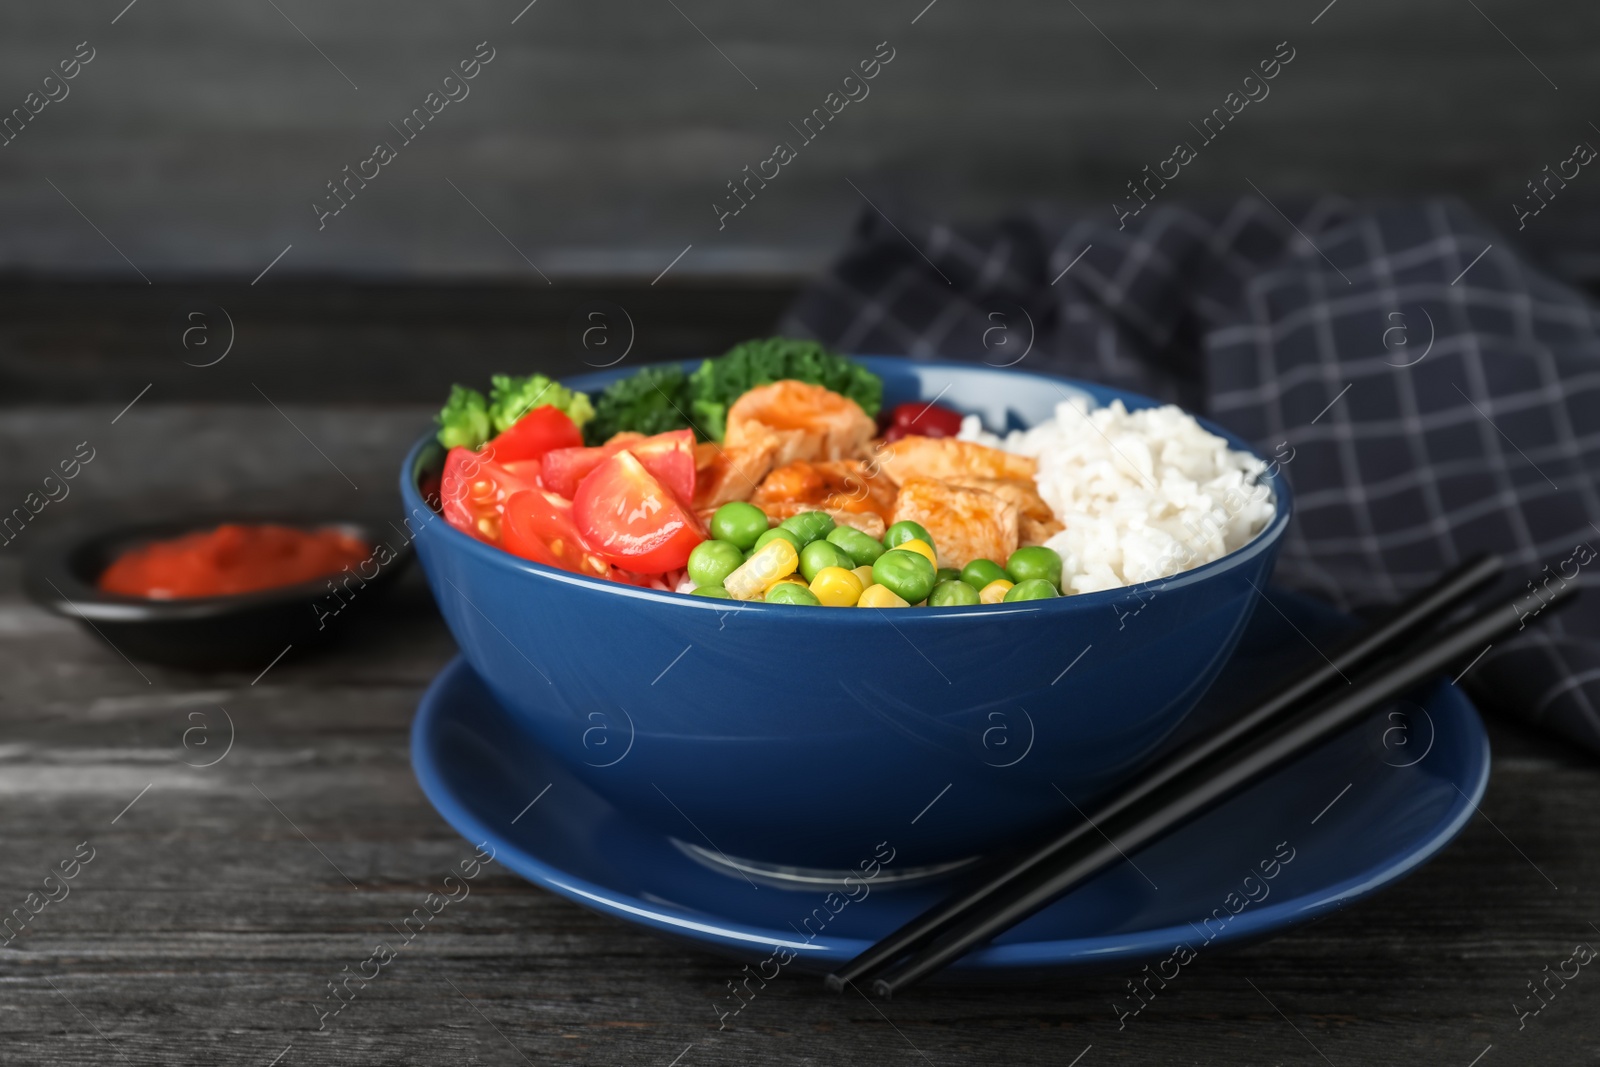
[864, 575, 1577, 996]
[825, 554, 1503, 993]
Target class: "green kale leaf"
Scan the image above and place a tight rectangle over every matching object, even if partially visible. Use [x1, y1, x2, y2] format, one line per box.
[585, 364, 693, 444]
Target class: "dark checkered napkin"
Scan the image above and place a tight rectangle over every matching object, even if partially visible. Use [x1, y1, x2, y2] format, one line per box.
[780, 197, 1600, 754]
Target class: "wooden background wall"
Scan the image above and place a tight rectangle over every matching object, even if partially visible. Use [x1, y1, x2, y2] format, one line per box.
[0, 0, 1595, 281]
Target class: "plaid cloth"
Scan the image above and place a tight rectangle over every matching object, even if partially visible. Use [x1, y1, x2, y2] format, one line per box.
[780, 198, 1600, 754]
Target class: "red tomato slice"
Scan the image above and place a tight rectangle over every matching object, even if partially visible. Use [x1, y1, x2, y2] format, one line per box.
[542, 429, 694, 502]
[502, 489, 610, 578]
[627, 428, 696, 503]
[498, 502, 563, 568]
[500, 459, 542, 483]
[540, 432, 646, 499]
[485, 405, 583, 464]
[440, 446, 541, 544]
[572, 450, 706, 572]
[884, 401, 964, 442]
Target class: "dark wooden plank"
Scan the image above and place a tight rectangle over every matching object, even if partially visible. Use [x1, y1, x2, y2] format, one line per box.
[1, 405, 1597, 1065]
[2, 0, 1599, 280]
[0, 278, 800, 405]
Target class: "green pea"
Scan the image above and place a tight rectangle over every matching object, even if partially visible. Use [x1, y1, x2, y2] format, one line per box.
[872, 549, 936, 605]
[687, 540, 744, 588]
[753, 527, 804, 554]
[691, 585, 731, 598]
[1006, 546, 1063, 589]
[884, 520, 933, 551]
[765, 582, 821, 606]
[710, 501, 769, 550]
[935, 567, 962, 584]
[961, 559, 1008, 590]
[928, 579, 980, 607]
[826, 525, 886, 567]
[1004, 578, 1059, 602]
[800, 540, 854, 582]
[779, 509, 836, 544]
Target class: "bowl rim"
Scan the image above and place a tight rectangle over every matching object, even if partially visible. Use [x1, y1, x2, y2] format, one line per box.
[24, 514, 414, 623]
[399, 355, 1294, 618]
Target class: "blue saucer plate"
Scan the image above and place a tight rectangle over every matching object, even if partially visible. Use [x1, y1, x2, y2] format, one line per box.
[411, 589, 1489, 978]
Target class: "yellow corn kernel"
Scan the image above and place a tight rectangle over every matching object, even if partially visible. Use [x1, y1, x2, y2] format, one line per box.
[897, 538, 938, 568]
[857, 583, 910, 608]
[810, 566, 864, 607]
[724, 538, 799, 600]
[853, 564, 876, 588]
[979, 579, 1014, 604]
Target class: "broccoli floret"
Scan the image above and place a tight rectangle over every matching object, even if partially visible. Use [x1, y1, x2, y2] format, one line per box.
[435, 384, 493, 450]
[488, 374, 595, 434]
[444, 337, 881, 451]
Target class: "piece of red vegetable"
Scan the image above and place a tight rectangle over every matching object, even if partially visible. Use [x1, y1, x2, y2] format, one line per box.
[572, 450, 706, 572]
[439, 446, 542, 544]
[541, 428, 695, 502]
[883, 401, 964, 442]
[484, 404, 583, 464]
[502, 489, 611, 578]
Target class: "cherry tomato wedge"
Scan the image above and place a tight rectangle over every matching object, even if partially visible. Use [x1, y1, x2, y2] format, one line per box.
[440, 446, 541, 544]
[542, 429, 694, 502]
[502, 489, 610, 578]
[484, 404, 583, 464]
[882, 401, 964, 442]
[540, 432, 645, 499]
[625, 428, 695, 503]
[499, 459, 543, 484]
[572, 450, 706, 572]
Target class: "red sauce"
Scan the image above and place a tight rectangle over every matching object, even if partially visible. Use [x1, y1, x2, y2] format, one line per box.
[98, 523, 372, 600]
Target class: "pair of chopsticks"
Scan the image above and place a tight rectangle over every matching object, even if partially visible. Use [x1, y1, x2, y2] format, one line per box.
[829, 553, 1579, 996]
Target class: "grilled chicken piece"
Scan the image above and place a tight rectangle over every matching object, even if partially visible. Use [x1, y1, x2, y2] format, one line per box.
[724, 381, 876, 465]
[1020, 514, 1065, 546]
[953, 477, 1064, 544]
[693, 439, 778, 510]
[877, 435, 1037, 486]
[891, 477, 1019, 570]
[960, 475, 1065, 546]
[956, 477, 1054, 525]
[751, 460, 898, 523]
[758, 502, 886, 540]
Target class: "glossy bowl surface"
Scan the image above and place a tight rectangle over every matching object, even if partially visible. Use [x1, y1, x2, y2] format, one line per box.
[400, 356, 1292, 870]
[410, 589, 1488, 976]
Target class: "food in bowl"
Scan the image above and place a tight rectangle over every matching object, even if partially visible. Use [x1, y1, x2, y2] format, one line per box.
[688, 503, 1066, 607]
[429, 337, 1275, 605]
[96, 523, 373, 600]
[403, 355, 1293, 871]
[959, 398, 1274, 595]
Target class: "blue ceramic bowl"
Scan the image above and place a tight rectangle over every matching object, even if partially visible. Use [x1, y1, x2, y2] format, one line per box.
[400, 357, 1292, 874]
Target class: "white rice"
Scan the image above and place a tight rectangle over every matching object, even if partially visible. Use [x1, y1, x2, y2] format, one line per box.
[959, 398, 1274, 595]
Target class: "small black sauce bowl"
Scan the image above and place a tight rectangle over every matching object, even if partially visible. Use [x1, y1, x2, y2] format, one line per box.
[23, 515, 414, 670]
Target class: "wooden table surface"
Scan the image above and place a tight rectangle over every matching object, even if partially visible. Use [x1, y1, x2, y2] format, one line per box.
[3, 403, 1598, 1067]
